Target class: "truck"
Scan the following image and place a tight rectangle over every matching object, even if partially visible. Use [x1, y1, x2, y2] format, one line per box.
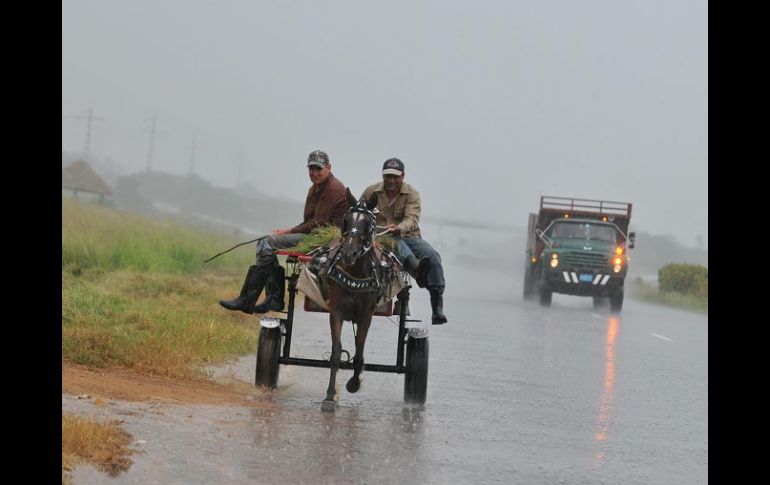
[522, 196, 636, 313]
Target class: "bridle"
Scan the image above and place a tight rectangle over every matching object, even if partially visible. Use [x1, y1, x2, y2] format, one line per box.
[341, 202, 377, 255]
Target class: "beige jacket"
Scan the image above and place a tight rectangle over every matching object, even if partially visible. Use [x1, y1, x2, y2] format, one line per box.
[361, 182, 422, 238]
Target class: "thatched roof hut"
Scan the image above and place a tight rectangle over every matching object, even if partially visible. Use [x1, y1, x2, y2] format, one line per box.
[62, 160, 112, 195]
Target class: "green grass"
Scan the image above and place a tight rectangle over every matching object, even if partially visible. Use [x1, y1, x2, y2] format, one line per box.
[63, 198, 253, 274]
[628, 279, 708, 314]
[62, 199, 260, 378]
[286, 224, 399, 253]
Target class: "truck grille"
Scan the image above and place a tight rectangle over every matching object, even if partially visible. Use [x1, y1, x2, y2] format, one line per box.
[560, 251, 608, 270]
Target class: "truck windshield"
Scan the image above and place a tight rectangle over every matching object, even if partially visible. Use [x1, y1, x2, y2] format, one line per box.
[549, 221, 617, 243]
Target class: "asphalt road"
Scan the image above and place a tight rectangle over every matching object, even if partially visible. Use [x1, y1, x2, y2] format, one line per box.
[65, 266, 707, 485]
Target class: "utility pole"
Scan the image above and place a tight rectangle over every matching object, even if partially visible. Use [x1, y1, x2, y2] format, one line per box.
[189, 131, 197, 176]
[62, 107, 105, 160]
[236, 151, 243, 185]
[146, 115, 157, 172]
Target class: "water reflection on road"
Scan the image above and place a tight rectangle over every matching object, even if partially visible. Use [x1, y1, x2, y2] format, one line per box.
[65, 267, 707, 485]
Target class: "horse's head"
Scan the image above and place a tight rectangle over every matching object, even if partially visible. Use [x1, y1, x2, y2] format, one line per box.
[339, 188, 378, 266]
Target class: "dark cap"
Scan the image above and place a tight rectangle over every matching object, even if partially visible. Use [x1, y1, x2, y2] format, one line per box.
[307, 150, 330, 168]
[382, 158, 405, 176]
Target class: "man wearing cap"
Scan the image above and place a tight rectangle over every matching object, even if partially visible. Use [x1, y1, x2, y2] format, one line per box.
[220, 150, 348, 314]
[361, 158, 448, 325]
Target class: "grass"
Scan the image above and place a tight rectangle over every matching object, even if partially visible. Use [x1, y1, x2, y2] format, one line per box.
[62, 413, 135, 484]
[62, 199, 260, 378]
[63, 197, 253, 274]
[62, 270, 259, 377]
[286, 224, 398, 253]
[628, 279, 708, 314]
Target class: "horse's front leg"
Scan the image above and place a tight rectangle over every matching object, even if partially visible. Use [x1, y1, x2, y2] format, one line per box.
[346, 313, 373, 394]
[322, 311, 343, 412]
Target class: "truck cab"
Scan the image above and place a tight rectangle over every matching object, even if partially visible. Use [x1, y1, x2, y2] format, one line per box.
[523, 196, 636, 313]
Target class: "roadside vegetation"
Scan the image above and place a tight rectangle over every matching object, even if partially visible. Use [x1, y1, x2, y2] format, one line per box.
[628, 263, 708, 314]
[62, 413, 135, 484]
[62, 198, 260, 378]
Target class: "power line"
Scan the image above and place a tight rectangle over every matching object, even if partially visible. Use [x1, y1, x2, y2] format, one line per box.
[236, 151, 243, 185]
[146, 115, 157, 172]
[62, 107, 105, 160]
[189, 131, 198, 175]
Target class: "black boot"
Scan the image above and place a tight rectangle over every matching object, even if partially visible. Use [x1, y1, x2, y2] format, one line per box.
[402, 255, 431, 288]
[430, 292, 447, 325]
[252, 264, 286, 314]
[219, 265, 268, 314]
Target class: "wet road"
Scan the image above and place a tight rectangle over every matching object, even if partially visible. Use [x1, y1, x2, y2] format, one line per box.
[65, 267, 708, 484]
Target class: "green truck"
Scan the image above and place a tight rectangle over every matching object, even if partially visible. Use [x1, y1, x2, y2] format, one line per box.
[523, 196, 636, 313]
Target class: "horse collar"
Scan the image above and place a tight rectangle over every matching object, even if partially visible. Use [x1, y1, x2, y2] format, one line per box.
[326, 265, 380, 293]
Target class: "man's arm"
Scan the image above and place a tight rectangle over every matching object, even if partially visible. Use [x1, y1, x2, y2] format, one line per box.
[289, 219, 316, 234]
[396, 190, 421, 234]
[290, 183, 346, 233]
[289, 187, 315, 234]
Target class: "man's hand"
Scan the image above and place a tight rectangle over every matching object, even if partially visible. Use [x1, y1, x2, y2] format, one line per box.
[272, 228, 292, 235]
[387, 224, 401, 236]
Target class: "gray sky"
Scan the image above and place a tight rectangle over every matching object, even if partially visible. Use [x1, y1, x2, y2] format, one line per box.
[62, 0, 707, 248]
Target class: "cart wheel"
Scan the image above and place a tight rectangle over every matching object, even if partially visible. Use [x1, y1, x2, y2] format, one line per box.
[255, 326, 281, 388]
[404, 329, 429, 404]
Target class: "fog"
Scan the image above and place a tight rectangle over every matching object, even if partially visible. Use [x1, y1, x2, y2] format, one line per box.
[62, 0, 707, 248]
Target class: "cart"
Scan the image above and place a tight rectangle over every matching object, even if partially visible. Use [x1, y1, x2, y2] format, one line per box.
[254, 250, 430, 404]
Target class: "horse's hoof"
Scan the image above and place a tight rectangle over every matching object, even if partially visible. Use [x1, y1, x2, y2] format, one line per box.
[321, 400, 337, 412]
[346, 377, 361, 394]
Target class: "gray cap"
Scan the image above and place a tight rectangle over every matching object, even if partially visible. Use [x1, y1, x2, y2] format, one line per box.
[307, 150, 330, 168]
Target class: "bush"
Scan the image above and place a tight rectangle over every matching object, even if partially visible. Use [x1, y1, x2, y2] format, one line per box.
[658, 263, 708, 296]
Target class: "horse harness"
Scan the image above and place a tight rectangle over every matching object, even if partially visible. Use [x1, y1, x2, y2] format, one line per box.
[312, 204, 402, 302]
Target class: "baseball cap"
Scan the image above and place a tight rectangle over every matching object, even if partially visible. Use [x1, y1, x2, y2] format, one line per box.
[382, 157, 405, 176]
[307, 150, 330, 168]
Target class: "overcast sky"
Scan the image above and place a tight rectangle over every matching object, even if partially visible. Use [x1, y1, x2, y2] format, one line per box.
[62, 0, 707, 248]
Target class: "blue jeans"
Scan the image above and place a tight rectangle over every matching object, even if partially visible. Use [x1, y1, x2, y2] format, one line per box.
[396, 237, 445, 294]
[255, 233, 307, 266]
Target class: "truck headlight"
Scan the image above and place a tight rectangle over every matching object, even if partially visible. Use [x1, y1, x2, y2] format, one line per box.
[550, 255, 559, 268]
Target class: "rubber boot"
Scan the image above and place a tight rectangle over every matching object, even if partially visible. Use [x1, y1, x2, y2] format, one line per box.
[402, 254, 431, 288]
[252, 264, 286, 314]
[430, 292, 447, 325]
[219, 265, 268, 314]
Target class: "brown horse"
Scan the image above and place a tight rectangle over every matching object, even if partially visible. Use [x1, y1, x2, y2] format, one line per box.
[320, 188, 381, 412]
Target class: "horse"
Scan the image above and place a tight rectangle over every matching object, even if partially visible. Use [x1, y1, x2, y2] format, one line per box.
[319, 188, 382, 412]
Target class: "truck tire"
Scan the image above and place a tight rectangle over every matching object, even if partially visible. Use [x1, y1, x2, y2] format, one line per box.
[523, 264, 536, 300]
[255, 326, 281, 388]
[539, 284, 552, 307]
[609, 289, 624, 313]
[593, 296, 608, 309]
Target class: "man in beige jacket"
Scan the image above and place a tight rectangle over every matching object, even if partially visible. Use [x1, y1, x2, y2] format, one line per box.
[362, 158, 447, 325]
